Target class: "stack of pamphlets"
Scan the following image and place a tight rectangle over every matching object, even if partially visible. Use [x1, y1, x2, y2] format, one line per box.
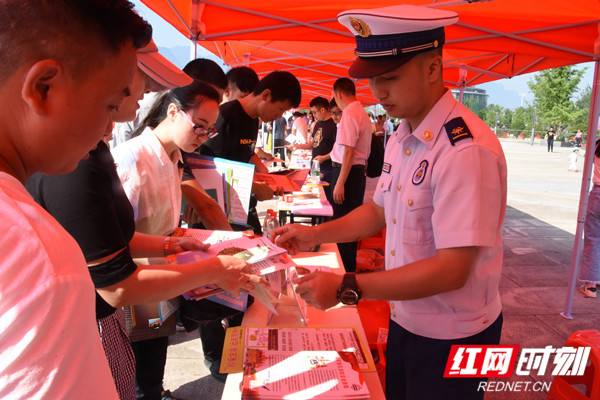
[168, 228, 297, 314]
[241, 349, 370, 399]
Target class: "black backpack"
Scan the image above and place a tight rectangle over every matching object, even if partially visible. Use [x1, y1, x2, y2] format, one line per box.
[366, 134, 384, 178]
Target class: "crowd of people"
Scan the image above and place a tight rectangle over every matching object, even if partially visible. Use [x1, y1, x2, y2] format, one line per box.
[3, 2, 598, 400]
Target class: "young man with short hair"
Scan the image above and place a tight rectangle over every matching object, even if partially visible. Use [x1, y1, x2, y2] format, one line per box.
[272, 5, 506, 400]
[223, 66, 259, 103]
[0, 1, 152, 398]
[292, 96, 337, 201]
[200, 70, 301, 233]
[329, 98, 343, 125]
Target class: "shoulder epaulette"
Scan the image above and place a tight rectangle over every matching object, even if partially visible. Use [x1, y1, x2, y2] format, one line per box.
[444, 117, 473, 146]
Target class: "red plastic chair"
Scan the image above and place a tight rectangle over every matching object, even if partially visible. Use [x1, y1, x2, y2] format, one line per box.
[547, 330, 600, 400]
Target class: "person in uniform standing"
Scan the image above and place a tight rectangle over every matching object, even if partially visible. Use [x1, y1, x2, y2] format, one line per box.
[271, 5, 506, 400]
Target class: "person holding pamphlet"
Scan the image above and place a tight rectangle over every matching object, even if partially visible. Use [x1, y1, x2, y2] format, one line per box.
[0, 1, 150, 399]
[27, 71, 262, 400]
[272, 5, 506, 400]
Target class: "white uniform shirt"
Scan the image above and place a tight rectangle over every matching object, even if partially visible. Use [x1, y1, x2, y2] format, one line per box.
[373, 90, 507, 340]
[112, 127, 182, 236]
[0, 173, 118, 399]
[330, 101, 372, 165]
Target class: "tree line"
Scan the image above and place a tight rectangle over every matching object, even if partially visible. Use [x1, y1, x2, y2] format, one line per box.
[473, 66, 591, 141]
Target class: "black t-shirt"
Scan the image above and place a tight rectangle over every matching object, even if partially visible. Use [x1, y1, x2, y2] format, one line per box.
[311, 118, 337, 171]
[26, 141, 137, 319]
[200, 99, 259, 163]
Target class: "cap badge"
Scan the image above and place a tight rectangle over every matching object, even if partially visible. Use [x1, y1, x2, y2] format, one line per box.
[434, 40, 439, 48]
[423, 130, 433, 141]
[349, 17, 372, 38]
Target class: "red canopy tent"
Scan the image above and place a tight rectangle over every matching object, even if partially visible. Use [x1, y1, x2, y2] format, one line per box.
[141, 0, 600, 318]
[140, 0, 600, 107]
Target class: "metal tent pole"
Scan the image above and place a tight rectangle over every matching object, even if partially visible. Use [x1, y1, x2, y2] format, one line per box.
[561, 59, 600, 319]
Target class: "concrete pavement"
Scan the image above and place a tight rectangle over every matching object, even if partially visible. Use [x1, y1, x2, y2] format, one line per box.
[163, 139, 600, 399]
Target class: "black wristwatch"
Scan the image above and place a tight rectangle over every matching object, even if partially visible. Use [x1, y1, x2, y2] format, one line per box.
[337, 273, 362, 305]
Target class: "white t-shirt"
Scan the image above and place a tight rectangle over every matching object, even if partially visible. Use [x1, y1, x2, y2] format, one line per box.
[0, 173, 117, 399]
[112, 127, 182, 236]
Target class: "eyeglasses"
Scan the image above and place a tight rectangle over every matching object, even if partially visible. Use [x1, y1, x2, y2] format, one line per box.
[180, 110, 218, 139]
[330, 111, 342, 116]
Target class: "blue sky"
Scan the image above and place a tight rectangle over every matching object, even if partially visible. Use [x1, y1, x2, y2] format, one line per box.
[132, 0, 594, 110]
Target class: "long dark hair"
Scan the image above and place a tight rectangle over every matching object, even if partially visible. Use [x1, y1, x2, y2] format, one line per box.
[131, 80, 220, 138]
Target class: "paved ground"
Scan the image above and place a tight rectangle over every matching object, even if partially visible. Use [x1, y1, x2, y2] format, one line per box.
[163, 138, 599, 400]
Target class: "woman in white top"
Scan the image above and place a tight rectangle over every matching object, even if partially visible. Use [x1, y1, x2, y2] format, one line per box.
[112, 80, 257, 399]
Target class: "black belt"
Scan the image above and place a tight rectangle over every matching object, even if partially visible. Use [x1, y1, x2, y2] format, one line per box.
[332, 162, 364, 168]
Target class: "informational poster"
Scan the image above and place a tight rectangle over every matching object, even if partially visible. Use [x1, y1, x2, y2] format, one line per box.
[221, 326, 375, 374]
[185, 153, 254, 226]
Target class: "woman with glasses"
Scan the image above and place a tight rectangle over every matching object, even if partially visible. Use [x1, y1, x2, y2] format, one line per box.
[114, 81, 221, 237]
[28, 78, 260, 400]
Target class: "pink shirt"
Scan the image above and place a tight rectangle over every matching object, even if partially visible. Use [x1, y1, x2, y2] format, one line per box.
[0, 173, 118, 399]
[373, 90, 507, 339]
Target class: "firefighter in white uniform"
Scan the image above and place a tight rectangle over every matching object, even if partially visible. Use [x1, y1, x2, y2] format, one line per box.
[271, 5, 507, 400]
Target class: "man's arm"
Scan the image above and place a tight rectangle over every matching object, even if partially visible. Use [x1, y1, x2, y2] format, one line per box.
[272, 200, 386, 254]
[313, 153, 331, 164]
[181, 179, 233, 230]
[294, 246, 477, 310]
[333, 145, 354, 204]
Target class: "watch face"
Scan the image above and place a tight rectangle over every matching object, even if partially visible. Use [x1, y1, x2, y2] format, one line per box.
[340, 289, 359, 305]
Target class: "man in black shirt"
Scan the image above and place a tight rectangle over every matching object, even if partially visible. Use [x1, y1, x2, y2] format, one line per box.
[200, 71, 302, 234]
[291, 96, 337, 203]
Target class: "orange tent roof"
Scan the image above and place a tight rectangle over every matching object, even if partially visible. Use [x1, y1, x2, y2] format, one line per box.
[141, 0, 600, 107]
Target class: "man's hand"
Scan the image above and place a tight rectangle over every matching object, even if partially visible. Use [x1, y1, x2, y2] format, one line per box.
[270, 223, 318, 255]
[293, 271, 343, 310]
[214, 255, 266, 296]
[253, 181, 275, 201]
[313, 155, 325, 164]
[333, 182, 345, 204]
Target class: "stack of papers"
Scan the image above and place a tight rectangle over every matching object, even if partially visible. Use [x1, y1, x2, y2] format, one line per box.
[241, 349, 370, 400]
[169, 229, 297, 314]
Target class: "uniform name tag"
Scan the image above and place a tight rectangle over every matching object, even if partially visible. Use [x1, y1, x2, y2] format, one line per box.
[382, 162, 391, 173]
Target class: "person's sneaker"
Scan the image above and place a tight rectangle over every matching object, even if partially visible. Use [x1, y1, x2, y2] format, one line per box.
[579, 284, 597, 298]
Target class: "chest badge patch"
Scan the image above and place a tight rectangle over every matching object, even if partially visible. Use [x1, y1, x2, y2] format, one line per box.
[445, 117, 473, 146]
[412, 160, 428, 185]
[382, 162, 391, 174]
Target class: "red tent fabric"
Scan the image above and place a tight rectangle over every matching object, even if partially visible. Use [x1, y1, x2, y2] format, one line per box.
[141, 0, 600, 107]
